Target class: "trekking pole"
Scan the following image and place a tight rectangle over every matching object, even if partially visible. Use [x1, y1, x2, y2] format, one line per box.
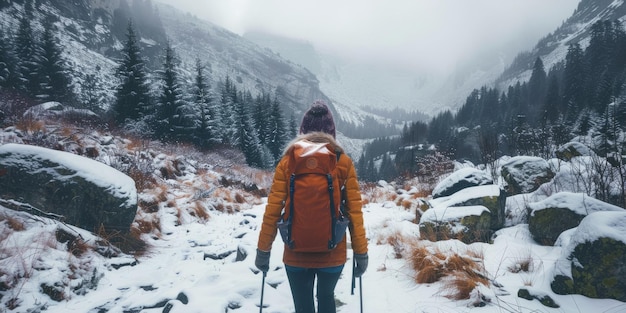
[358, 275, 363, 313]
[259, 271, 267, 313]
[351, 257, 356, 295]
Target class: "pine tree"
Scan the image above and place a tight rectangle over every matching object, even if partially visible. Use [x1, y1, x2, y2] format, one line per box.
[0, 29, 17, 89]
[234, 90, 266, 168]
[379, 153, 397, 182]
[37, 22, 73, 104]
[154, 41, 188, 141]
[252, 92, 270, 145]
[81, 73, 101, 112]
[113, 21, 152, 124]
[219, 76, 237, 145]
[192, 58, 220, 148]
[288, 113, 298, 138]
[266, 94, 287, 162]
[527, 57, 547, 123]
[543, 74, 561, 124]
[563, 43, 586, 122]
[14, 15, 40, 97]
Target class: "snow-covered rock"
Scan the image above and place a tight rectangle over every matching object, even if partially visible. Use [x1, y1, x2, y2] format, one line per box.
[431, 167, 493, 199]
[419, 205, 492, 243]
[528, 192, 624, 246]
[0, 143, 137, 232]
[551, 211, 626, 302]
[428, 184, 506, 231]
[501, 156, 554, 195]
[555, 141, 595, 161]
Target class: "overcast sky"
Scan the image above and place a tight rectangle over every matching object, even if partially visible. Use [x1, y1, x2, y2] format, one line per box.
[157, 0, 580, 73]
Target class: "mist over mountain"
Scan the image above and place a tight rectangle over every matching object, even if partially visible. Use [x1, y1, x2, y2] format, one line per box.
[244, 29, 506, 117]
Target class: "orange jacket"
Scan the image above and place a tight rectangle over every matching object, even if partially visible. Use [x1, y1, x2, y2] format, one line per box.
[257, 132, 368, 268]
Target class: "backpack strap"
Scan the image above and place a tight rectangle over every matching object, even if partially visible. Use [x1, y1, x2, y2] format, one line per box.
[335, 151, 347, 216]
[283, 173, 296, 249]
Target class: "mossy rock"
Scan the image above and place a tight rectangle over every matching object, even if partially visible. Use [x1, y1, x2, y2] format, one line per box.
[569, 238, 626, 301]
[555, 142, 594, 161]
[528, 193, 624, 246]
[428, 185, 506, 231]
[454, 189, 505, 231]
[528, 207, 584, 246]
[551, 274, 574, 295]
[419, 208, 492, 244]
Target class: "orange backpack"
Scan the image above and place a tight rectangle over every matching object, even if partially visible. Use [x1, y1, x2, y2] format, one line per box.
[277, 140, 349, 252]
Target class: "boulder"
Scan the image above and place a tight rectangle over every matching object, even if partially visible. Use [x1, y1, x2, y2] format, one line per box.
[0, 143, 137, 232]
[419, 205, 492, 243]
[501, 156, 554, 195]
[429, 184, 506, 231]
[555, 142, 594, 161]
[23, 101, 99, 124]
[551, 211, 626, 302]
[431, 167, 493, 199]
[528, 192, 623, 246]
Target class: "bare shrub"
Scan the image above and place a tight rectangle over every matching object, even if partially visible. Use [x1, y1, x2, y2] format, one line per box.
[0, 215, 25, 231]
[191, 201, 210, 221]
[441, 273, 485, 301]
[508, 255, 533, 274]
[385, 231, 406, 259]
[97, 225, 147, 256]
[234, 192, 245, 204]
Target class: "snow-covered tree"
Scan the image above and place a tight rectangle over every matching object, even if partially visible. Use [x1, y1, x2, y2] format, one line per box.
[234, 90, 267, 168]
[154, 41, 190, 141]
[37, 22, 74, 104]
[252, 92, 270, 145]
[14, 15, 40, 97]
[113, 21, 152, 125]
[288, 113, 298, 139]
[564, 43, 586, 122]
[218, 76, 237, 145]
[266, 94, 287, 162]
[191, 58, 220, 148]
[0, 29, 17, 89]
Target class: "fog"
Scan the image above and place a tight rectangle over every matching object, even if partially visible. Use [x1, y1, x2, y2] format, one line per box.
[157, 0, 579, 74]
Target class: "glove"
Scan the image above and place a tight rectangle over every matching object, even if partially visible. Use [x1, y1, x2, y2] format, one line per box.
[255, 249, 270, 273]
[353, 253, 368, 277]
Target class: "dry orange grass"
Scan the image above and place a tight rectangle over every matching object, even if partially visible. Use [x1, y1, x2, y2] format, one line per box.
[407, 242, 488, 299]
[412, 188, 432, 198]
[128, 166, 158, 191]
[191, 201, 210, 221]
[1, 215, 25, 231]
[442, 274, 482, 300]
[131, 216, 161, 237]
[385, 231, 407, 259]
[15, 117, 46, 133]
[67, 236, 91, 257]
[234, 192, 245, 204]
[123, 136, 149, 152]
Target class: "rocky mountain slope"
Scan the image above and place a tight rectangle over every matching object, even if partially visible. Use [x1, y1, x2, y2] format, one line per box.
[497, 0, 626, 89]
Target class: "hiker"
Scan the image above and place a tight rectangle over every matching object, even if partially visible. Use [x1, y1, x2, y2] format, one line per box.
[255, 99, 368, 313]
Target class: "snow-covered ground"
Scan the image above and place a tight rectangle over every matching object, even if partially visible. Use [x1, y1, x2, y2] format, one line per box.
[2, 190, 625, 313]
[1, 125, 625, 313]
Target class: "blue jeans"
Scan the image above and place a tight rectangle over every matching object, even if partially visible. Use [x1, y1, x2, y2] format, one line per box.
[285, 265, 344, 313]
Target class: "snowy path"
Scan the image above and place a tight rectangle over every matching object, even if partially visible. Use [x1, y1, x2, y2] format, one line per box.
[37, 201, 626, 313]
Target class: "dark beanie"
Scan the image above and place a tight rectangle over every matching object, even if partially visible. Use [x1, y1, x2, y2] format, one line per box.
[299, 100, 336, 138]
